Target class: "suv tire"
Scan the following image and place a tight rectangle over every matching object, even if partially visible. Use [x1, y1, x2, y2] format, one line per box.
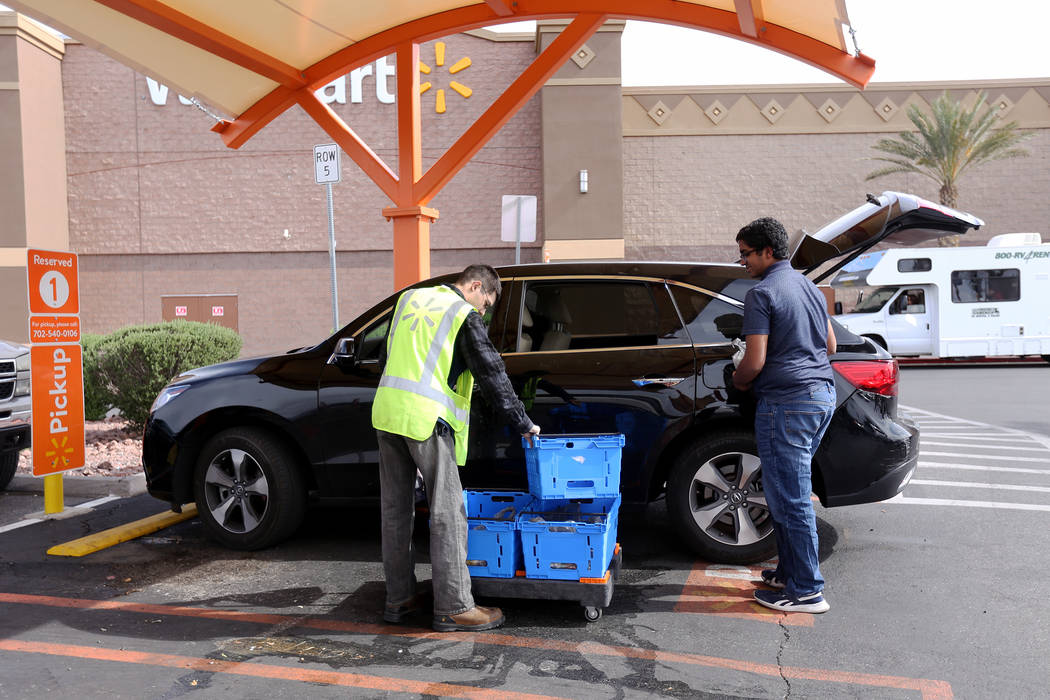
[667, 431, 776, 564]
[0, 452, 17, 491]
[193, 427, 306, 550]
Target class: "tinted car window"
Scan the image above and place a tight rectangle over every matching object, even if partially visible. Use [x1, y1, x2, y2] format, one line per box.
[669, 285, 744, 344]
[356, 311, 391, 361]
[520, 280, 684, 351]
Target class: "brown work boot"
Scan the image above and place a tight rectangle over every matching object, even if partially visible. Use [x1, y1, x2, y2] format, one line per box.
[432, 605, 505, 632]
[383, 582, 433, 624]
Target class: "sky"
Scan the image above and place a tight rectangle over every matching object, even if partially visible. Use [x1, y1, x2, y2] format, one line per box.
[493, 0, 1050, 86]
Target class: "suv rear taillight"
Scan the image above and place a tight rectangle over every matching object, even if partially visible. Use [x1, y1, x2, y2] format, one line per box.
[833, 359, 899, 397]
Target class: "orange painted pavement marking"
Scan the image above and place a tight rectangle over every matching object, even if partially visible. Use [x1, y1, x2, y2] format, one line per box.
[0, 592, 952, 698]
[674, 560, 814, 627]
[0, 639, 559, 699]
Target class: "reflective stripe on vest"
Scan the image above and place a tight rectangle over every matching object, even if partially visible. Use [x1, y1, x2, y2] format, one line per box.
[378, 289, 471, 423]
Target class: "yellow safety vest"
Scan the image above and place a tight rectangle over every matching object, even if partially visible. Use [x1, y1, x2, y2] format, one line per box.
[371, 285, 476, 465]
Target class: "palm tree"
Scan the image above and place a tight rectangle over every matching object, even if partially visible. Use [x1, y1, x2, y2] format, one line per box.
[866, 91, 1031, 245]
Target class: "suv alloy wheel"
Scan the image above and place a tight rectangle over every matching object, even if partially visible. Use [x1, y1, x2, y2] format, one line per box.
[193, 427, 307, 550]
[667, 431, 776, 564]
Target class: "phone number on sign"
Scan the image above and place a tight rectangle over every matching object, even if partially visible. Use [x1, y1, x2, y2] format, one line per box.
[31, 328, 80, 341]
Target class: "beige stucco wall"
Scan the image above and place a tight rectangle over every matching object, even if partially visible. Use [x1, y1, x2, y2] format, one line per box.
[622, 81, 1050, 262]
[540, 22, 625, 259]
[0, 13, 67, 343]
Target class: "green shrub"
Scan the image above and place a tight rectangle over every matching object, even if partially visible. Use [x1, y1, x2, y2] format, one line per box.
[81, 333, 109, 421]
[94, 321, 242, 430]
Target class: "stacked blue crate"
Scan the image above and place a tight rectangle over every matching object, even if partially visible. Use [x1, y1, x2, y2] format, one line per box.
[518, 494, 621, 580]
[463, 434, 625, 581]
[462, 490, 532, 578]
[518, 434, 625, 581]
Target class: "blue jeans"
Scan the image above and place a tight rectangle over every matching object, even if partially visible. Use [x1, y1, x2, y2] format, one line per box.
[755, 382, 835, 598]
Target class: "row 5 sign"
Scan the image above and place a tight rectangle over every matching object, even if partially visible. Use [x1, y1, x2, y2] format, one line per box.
[27, 249, 85, 476]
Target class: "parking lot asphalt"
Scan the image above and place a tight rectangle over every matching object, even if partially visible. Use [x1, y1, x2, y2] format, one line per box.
[3, 398, 1050, 698]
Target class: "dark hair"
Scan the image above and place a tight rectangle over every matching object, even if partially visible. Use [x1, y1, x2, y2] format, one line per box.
[735, 217, 789, 260]
[457, 264, 501, 300]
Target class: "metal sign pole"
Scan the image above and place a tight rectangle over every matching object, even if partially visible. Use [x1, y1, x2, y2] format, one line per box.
[326, 181, 339, 330]
[515, 196, 523, 265]
[314, 143, 342, 331]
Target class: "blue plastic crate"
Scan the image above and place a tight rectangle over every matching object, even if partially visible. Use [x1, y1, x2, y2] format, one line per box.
[522, 433, 625, 500]
[518, 495, 620, 580]
[463, 490, 533, 578]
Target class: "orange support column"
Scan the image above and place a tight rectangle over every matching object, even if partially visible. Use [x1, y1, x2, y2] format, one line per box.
[383, 40, 435, 291]
[383, 205, 439, 290]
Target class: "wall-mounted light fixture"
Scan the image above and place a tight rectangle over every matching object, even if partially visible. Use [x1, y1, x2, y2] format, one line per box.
[579, 169, 588, 194]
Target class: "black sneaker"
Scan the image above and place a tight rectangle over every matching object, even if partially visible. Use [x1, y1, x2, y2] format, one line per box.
[760, 569, 786, 589]
[753, 588, 829, 614]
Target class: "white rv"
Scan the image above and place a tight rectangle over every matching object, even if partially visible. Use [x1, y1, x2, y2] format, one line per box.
[829, 234, 1050, 359]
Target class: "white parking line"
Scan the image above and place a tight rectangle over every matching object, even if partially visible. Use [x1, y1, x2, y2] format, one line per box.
[920, 434, 1038, 443]
[0, 518, 44, 534]
[921, 441, 1050, 452]
[910, 479, 1050, 493]
[886, 495, 1050, 512]
[919, 461, 1050, 475]
[921, 451, 1050, 464]
[77, 495, 121, 509]
[0, 495, 122, 535]
[902, 405, 1050, 450]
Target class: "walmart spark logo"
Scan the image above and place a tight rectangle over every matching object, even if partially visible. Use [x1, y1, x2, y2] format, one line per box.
[45, 435, 74, 469]
[419, 42, 472, 114]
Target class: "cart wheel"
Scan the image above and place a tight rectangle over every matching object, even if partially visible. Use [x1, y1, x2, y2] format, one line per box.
[583, 606, 602, 622]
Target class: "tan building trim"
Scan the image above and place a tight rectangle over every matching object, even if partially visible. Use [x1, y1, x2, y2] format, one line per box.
[536, 20, 627, 32]
[623, 79, 1050, 136]
[547, 77, 621, 86]
[0, 81, 18, 90]
[0, 247, 29, 266]
[0, 12, 65, 60]
[464, 28, 534, 42]
[543, 238, 625, 261]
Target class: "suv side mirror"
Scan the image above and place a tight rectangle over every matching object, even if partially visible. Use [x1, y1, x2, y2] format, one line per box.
[834, 301, 842, 315]
[328, 337, 356, 368]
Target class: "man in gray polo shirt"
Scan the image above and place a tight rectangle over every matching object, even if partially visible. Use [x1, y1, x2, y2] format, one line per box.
[732, 217, 837, 614]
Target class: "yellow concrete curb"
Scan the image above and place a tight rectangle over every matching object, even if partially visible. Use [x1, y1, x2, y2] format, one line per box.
[47, 504, 198, 557]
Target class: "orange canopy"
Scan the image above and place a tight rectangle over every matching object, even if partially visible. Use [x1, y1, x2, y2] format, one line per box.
[7, 0, 875, 287]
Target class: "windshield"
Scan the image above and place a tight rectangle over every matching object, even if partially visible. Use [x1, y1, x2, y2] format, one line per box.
[852, 286, 899, 313]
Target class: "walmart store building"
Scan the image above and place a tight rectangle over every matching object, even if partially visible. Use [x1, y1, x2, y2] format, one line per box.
[3, 13, 1049, 355]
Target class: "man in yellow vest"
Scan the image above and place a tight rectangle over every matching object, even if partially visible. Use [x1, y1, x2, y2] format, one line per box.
[373, 264, 540, 632]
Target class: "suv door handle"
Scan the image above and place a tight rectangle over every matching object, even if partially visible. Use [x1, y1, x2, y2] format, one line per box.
[632, 377, 687, 387]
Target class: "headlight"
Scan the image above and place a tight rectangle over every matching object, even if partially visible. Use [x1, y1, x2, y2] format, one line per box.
[14, 379, 30, 397]
[150, 385, 190, 413]
[15, 353, 29, 372]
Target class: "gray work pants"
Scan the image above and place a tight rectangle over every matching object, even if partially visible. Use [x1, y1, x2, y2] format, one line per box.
[376, 425, 474, 616]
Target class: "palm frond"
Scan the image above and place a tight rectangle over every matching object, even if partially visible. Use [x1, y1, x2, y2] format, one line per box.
[864, 90, 1030, 205]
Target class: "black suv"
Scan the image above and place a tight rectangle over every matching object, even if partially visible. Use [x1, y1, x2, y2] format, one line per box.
[142, 192, 983, 563]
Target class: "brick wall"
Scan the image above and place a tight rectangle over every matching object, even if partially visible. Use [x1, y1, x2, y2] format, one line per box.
[64, 34, 543, 353]
[623, 130, 1050, 261]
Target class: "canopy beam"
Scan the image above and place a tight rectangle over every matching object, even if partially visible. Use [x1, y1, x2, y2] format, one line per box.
[95, 0, 306, 88]
[415, 12, 606, 206]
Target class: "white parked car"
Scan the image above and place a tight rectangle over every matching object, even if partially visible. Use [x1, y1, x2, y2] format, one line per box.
[0, 340, 31, 490]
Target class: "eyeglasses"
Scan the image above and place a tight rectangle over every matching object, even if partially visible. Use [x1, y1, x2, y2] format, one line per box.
[737, 248, 758, 262]
[481, 291, 498, 315]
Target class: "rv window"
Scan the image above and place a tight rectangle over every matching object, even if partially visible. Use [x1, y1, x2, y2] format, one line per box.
[890, 289, 926, 315]
[853, 286, 899, 313]
[950, 269, 1020, 303]
[898, 258, 932, 273]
